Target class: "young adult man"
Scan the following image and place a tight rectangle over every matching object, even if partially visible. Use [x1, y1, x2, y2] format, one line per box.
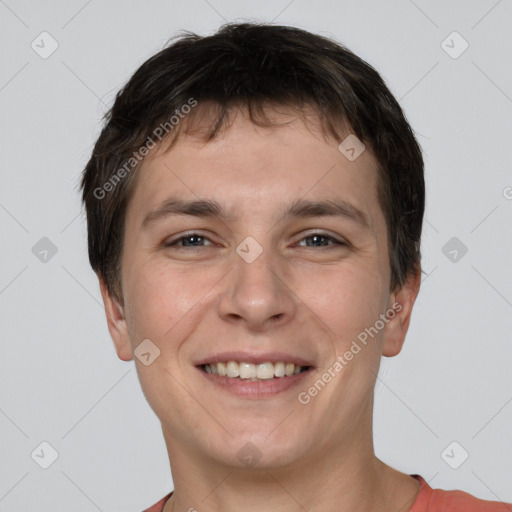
[80, 22, 511, 512]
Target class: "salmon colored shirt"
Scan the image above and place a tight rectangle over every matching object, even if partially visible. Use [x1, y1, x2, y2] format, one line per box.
[142, 474, 512, 511]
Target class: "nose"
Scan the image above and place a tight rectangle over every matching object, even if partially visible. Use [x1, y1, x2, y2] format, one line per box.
[217, 244, 297, 331]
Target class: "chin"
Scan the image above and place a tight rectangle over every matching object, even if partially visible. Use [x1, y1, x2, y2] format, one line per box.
[206, 425, 308, 470]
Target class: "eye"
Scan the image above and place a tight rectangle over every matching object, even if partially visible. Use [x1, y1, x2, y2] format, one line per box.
[163, 231, 347, 250]
[164, 232, 215, 248]
[296, 232, 347, 248]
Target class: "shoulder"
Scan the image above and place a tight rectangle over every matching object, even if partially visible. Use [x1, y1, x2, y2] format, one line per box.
[430, 487, 512, 512]
[142, 491, 173, 512]
[411, 475, 512, 512]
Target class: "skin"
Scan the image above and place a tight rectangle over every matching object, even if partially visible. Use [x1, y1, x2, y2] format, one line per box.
[99, 105, 422, 512]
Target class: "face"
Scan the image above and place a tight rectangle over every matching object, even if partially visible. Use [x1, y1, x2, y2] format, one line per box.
[101, 106, 419, 470]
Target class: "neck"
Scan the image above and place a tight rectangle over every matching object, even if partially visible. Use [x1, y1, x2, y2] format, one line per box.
[161, 429, 419, 512]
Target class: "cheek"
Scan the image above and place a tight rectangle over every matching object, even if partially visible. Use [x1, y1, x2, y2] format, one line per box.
[299, 262, 387, 350]
[124, 276, 170, 342]
[124, 262, 195, 335]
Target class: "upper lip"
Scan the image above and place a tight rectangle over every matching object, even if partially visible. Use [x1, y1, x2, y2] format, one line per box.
[194, 351, 314, 367]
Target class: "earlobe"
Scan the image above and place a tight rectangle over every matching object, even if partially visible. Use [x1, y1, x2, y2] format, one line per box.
[381, 267, 421, 358]
[98, 277, 133, 362]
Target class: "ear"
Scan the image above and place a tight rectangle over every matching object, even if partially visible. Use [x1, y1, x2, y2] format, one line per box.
[381, 267, 421, 358]
[98, 277, 133, 361]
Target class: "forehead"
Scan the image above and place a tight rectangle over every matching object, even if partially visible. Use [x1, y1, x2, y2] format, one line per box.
[126, 106, 383, 233]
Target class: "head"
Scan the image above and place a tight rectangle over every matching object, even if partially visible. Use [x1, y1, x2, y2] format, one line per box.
[81, 22, 424, 469]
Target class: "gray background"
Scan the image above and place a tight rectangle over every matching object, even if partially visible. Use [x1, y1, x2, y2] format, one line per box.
[1, 0, 511, 510]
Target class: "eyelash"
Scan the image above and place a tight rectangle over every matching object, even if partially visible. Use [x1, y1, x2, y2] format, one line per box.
[164, 232, 347, 249]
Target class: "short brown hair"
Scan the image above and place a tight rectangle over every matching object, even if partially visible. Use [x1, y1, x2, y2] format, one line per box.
[80, 22, 425, 304]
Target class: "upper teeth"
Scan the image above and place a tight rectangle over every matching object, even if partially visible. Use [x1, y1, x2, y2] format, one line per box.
[204, 361, 306, 379]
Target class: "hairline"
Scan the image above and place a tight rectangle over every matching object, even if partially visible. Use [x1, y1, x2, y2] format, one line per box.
[111, 101, 396, 304]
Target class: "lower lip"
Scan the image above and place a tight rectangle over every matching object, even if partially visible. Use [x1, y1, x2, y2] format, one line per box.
[196, 366, 313, 398]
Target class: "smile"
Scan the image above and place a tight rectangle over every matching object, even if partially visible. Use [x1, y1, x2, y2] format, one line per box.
[202, 361, 311, 380]
[197, 360, 314, 398]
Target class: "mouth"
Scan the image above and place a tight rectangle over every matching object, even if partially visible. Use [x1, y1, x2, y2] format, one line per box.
[200, 361, 311, 380]
[194, 354, 315, 398]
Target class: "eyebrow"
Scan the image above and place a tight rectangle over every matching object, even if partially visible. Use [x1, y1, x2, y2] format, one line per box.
[141, 197, 370, 230]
